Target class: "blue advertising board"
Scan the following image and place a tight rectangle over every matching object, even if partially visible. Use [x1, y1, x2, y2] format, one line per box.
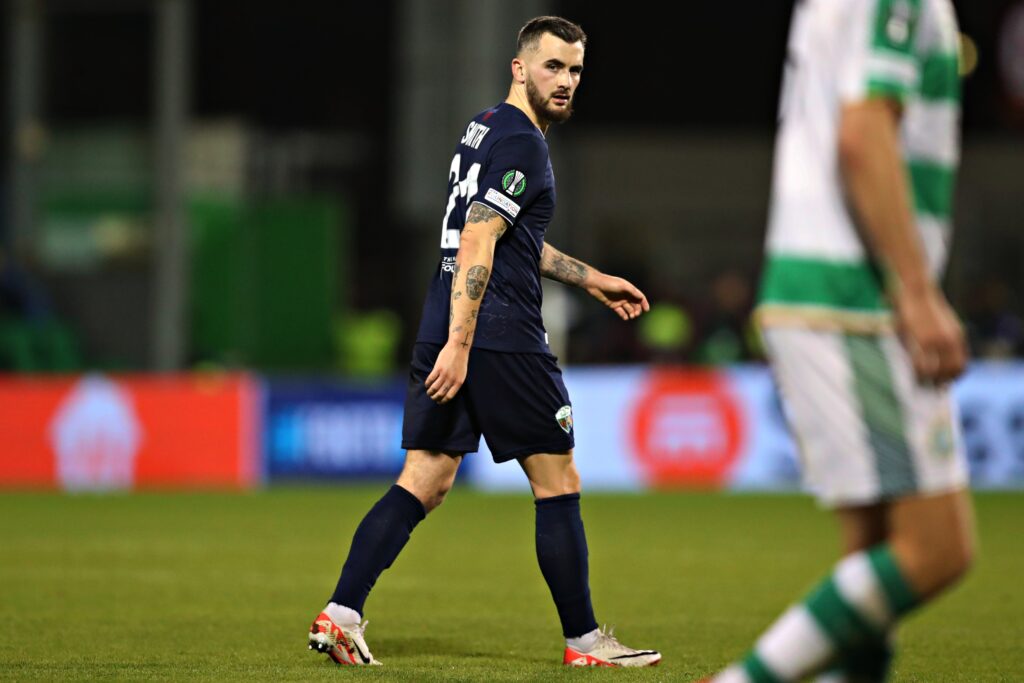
[264, 380, 408, 479]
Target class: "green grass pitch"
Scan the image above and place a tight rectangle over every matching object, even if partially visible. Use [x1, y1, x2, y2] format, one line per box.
[1, 489, 1021, 681]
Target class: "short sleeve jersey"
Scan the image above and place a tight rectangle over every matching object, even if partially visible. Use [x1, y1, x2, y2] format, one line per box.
[415, 103, 556, 353]
[758, 0, 961, 332]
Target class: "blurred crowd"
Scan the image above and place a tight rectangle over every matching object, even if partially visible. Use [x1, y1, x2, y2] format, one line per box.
[4, 244, 1024, 373]
[567, 268, 761, 366]
[962, 275, 1024, 359]
[0, 247, 81, 372]
[564, 267, 1024, 367]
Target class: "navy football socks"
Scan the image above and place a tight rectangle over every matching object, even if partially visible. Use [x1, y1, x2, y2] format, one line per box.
[330, 484, 426, 615]
[534, 493, 599, 638]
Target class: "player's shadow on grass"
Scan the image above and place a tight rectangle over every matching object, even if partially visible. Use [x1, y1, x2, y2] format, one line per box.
[379, 637, 549, 663]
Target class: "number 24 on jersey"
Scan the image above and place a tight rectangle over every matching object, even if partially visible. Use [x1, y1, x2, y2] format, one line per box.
[440, 154, 481, 249]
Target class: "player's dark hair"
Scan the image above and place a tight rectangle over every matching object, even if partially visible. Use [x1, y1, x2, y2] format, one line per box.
[516, 16, 586, 54]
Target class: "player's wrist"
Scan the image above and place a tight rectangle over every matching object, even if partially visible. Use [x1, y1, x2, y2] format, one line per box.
[443, 336, 472, 354]
[887, 269, 935, 301]
[583, 269, 607, 289]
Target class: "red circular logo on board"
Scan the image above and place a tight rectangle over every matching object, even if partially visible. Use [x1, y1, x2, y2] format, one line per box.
[630, 370, 744, 488]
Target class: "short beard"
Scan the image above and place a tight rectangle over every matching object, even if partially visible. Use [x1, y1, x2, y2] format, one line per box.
[526, 76, 573, 125]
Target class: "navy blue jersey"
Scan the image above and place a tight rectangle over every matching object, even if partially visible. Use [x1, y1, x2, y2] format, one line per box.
[414, 102, 556, 353]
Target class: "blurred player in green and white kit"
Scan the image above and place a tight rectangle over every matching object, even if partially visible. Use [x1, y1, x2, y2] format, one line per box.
[712, 0, 974, 681]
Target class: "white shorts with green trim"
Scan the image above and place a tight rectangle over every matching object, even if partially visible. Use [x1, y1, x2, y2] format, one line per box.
[763, 327, 969, 508]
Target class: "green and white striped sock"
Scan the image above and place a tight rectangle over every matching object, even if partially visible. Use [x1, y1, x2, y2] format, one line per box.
[714, 545, 917, 683]
[812, 634, 894, 683]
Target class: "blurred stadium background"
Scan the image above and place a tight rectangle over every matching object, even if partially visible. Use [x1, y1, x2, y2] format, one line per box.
[1, 1, 1023, 680]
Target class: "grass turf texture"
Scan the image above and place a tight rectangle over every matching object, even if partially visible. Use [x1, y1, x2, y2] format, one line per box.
[0, 490, 1021, 682]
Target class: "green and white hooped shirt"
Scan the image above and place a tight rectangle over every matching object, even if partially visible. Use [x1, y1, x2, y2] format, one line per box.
[758, 0, 961, 333]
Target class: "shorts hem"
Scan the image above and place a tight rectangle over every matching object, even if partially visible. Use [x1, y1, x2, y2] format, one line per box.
[816, 480, 970, 510]
[492, 439, 575, 463]
[401, 441, 478, 455]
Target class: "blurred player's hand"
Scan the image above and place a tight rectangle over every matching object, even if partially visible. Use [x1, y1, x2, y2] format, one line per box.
[585, 274, 650, 321]
[425, 341, 470, 404]
[893, 283, 967, 384]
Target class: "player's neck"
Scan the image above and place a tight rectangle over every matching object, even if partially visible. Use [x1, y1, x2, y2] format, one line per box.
[506, 86, 549, 136]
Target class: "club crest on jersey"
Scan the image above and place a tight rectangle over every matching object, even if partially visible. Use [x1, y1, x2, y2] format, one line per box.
[502, 170, 526, 197]
[555, 405, 573, 434]
[884, 0, 915, 45]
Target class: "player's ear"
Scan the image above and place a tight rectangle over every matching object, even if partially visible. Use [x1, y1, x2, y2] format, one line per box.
[511, 57, 526, 84]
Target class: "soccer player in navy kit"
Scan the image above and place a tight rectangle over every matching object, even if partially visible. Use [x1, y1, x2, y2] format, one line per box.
[308, 16, 661, 668]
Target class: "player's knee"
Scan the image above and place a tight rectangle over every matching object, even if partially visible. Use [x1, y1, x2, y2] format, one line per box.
[936, 518, 975, 587]
[944, 527, 975, 583]
[397, 479, 451, 514]
[397, 451, 462, 514]
[926, 535, 973, 592]
[536, 467, 581, 498]
[425, 480, 454, 513]
[933, 536, 974, 593]
[563, 465, 581, 494]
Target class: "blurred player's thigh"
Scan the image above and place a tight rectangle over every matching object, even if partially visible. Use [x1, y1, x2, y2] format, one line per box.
[762, 327, 968, 508]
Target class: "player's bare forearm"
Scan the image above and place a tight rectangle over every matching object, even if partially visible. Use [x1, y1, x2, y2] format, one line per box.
[426, 202, 508, 404]
[540, 242, 597, 288]
[542, 241, 650, 321]
[446, 260, 487, 352]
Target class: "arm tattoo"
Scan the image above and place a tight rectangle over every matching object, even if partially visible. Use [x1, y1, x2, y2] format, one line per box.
[540, 243, 589, 286]
[446, 219, 495, 349]
[448, 264, 461, 327]
[467, 202, 508, 240]
[466, 265, 490, 300]
[467, 203, 499, 224]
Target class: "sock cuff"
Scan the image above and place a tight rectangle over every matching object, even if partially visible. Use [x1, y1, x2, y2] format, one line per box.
[867, 545, 919, 616]
[534, 492, 581, 509]
[565, 627, 600, 649]
[389, 484, 427, 521]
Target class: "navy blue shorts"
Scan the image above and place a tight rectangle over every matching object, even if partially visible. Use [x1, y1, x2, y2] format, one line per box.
[401, 343, 575, 462]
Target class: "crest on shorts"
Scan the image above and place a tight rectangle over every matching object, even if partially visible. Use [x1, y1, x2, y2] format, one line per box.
[501, 170, 526, 197]
[555, 405, 573, 434]
[929, 411, 955, 459]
